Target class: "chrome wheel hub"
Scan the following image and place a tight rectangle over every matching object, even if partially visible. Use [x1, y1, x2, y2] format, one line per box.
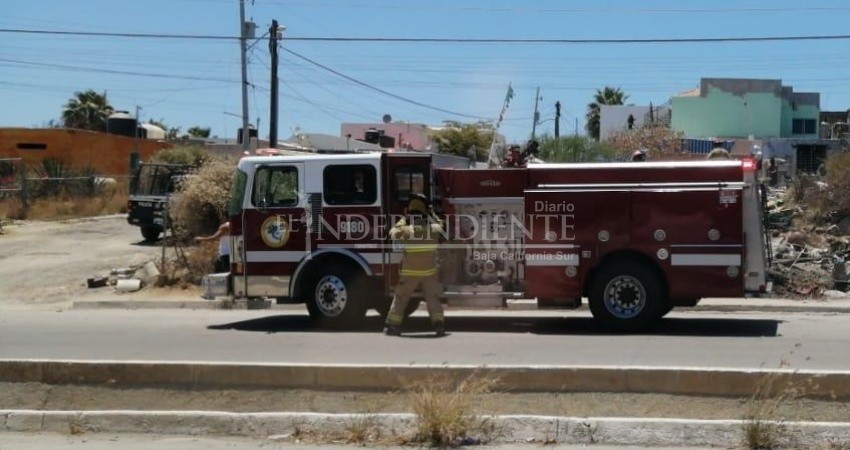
[315, 275, 347, 317]
[603, 275, 646, 319]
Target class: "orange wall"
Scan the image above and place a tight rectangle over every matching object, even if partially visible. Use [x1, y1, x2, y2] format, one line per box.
[0, 128, 170, 175]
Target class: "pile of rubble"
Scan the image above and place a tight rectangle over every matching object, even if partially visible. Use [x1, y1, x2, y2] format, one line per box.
[766, 186, 850, 299]
[86, 261, 161, 294]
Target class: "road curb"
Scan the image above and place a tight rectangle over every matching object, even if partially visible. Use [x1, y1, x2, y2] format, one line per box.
[1, 410, 849, 447]
[2, 360, 849, 399]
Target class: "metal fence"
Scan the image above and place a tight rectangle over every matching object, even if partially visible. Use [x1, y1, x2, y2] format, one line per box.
[0, 158, 22, 195]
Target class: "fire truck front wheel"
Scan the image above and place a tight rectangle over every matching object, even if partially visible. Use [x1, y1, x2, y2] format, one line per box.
[589, 260, 665, 331]
[304, 267, 368, 329]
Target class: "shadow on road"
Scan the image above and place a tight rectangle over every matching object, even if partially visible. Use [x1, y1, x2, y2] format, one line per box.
[130, 240, 160, 247]
[208, 314, 781, 337]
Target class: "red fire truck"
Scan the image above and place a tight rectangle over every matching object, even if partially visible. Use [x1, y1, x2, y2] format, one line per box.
[215, 151, 769, 330]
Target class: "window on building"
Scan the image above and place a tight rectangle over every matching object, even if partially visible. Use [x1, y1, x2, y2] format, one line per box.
[394, 166, 426, 202]
[253, 166, 299, 207]
[792, 118, 817, 135]
[796, 145, 827, 174]
[16, 143, 47, 150]
[323, 165, 377, 205]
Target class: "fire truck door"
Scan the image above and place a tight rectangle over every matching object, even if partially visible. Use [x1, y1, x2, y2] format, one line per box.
[382, 154, 432, 288]
[235, 162, 308, 298]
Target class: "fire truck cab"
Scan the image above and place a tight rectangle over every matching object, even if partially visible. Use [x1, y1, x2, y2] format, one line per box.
[221, 151, 768, 330]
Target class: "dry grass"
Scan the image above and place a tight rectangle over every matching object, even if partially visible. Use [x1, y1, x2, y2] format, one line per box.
[149, 145, 208, 166]
[604, 124, 685, 160]
[824, 151, 850, 216]
[156, 240, 218, 286]
[341, 414, 384, 444]
[407, 374, 498, 448]
[742, 363, 820, 450]
[0, 182, 127, 222]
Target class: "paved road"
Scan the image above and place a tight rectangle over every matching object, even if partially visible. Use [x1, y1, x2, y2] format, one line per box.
[0, 309, 844, 370]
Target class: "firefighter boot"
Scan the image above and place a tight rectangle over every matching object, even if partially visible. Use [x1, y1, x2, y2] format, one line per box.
[434, 321, 445, 337]
[383, 324, 401, 336]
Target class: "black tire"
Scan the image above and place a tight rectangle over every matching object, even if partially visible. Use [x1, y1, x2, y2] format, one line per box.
[140, 225, 162, 242]
[305, 265, 368, 329]
[660, 304, 674, 317]
[589, 259, 665, 331]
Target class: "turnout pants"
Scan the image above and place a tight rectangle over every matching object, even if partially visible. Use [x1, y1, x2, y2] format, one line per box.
[386, 274, 444, 326]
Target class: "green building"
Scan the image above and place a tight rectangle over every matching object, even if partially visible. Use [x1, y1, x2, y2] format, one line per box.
[671, 78, 820, 139]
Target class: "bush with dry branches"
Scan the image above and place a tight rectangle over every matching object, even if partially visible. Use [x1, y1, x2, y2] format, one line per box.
[168, 158, 235, 239]
[408, 374, 498, 448]
[604, 124, 685, 160]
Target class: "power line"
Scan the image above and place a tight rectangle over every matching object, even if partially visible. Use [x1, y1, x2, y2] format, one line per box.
[262, 2, 850, 15]
[0, 57, 239, 83]
[281, 48, 490, 120]
[3, 27, 850, 45]
[0, 28, 241, 40]
[282, 35, 850, 44]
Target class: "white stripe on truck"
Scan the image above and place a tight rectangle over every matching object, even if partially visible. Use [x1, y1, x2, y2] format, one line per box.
[670, 254, 741, 266]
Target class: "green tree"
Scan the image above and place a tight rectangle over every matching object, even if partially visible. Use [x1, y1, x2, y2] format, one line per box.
[536, 134, 617, 163]
[429, 120, 495, 161]
[187, 126, 211, 138]
[585, 87, 628, 141]
[147, 118, 181, 140]
[61, 90, 113, 131]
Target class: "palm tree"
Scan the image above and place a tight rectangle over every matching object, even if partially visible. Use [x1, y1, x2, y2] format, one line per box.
[585, 87, 628, 141]
[61, 90, 113, 131]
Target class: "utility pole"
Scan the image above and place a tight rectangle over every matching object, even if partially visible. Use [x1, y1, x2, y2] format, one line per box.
[530, 86, 541, 140]
[554, 101, 561, 138]
[268, 19, 280, 148]
[238, 0, 250, 151]
[132, 105, 141, 173]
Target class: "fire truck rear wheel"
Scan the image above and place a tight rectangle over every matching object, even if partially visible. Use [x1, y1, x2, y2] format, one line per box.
[305, 267, 368, 329]
[589, 260, 664, 331]
[140, 226, 162, 242]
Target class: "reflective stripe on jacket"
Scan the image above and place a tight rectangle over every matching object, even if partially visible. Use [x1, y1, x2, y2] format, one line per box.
[391, 218, 443, 277]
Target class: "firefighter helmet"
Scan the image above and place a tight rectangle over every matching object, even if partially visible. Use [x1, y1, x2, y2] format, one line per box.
[630, 149, 647, 162]
[407, 193, 429, 215]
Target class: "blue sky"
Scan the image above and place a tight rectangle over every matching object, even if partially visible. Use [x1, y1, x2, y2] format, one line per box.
[2, 0, 850, 143]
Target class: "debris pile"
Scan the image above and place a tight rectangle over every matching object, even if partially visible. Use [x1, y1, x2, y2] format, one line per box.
[766, 184, 850, 299]
[86, 261, 161, 293]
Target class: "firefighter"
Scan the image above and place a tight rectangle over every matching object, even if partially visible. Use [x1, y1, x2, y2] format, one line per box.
[384, 193, 446, 337]
[630, 149, 647, 162]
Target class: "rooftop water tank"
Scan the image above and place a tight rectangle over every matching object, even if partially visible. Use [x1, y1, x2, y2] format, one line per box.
[139, 123, 166, 140]
[106, 111, 137, 137]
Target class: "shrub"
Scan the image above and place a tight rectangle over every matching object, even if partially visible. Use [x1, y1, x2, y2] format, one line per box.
[604, 124, 685, 160]
[168, 158, 234, 239]
[149, 145, 209, 166]
[825, 151, 850, 215]
[408, 374, 497, 448]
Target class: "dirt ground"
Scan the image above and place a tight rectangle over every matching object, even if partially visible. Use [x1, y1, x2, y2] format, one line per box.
[0, 216, 196, 309]
[2, 382, 848, 422]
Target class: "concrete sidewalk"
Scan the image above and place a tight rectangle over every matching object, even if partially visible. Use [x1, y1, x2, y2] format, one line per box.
[0, 432, 701, 450]
[3, 411, 848, 448]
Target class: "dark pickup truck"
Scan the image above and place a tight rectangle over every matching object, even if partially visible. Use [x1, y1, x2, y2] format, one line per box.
[127, 163, 191, 241]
